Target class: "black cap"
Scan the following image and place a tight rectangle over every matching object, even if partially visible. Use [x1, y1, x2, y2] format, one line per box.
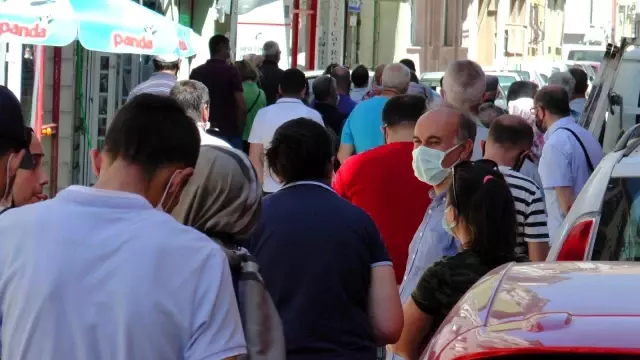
[485, 75, 499, 92]
[0, 85, 28, 151]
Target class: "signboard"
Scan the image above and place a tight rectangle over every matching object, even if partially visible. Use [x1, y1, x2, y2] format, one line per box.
[327, 0, 345, 65]
[348, 0, 362, 12]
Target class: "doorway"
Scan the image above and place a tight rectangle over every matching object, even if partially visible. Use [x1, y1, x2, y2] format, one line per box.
[81, 51, 140, 185]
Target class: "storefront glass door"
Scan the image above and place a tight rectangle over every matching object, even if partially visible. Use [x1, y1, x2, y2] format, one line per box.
[82, 51, 139, 185]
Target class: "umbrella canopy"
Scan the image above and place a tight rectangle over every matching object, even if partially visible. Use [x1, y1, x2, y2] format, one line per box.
[0, 0, 201, 57]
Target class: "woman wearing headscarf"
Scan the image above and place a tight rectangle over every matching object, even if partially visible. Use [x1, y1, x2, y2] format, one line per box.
[172, 144, 285, 359]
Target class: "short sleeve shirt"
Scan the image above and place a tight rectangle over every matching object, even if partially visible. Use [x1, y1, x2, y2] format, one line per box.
[249, 182, 390, 360]
[538, 117, 603, 242]
[0, 186, 246, 360]
[248, 99, 324, 193]
[190, 59, 244, 138]
[340, 96, 388, 154]
[411, 251, 494, 334]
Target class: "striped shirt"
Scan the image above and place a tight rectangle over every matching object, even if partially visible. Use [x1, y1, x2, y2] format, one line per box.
[499, 166, 550, 257]
[127, 72, 177, 101]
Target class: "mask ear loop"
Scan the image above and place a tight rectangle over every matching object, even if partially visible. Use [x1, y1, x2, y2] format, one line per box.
[156, 171, 180, 211]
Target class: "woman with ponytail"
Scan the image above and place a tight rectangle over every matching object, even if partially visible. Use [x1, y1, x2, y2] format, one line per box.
[391, 160, 522, 360]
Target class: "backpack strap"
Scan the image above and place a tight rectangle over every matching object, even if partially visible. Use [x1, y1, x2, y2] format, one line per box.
[558, 127, 595, 173]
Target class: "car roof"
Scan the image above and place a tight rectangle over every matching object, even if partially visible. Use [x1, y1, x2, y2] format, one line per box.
[420, 71, 445, 80]
[426, 262, 640, 359]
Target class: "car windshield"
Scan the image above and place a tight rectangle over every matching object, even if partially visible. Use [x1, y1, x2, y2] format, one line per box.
[568, 50, 606, 62]
[590, 177, 640, 261]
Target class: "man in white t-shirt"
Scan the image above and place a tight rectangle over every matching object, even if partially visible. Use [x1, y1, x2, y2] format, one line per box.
[170, 79, 231, 148]
[0, 94, 246, 360]
[248, 68, 324, 195]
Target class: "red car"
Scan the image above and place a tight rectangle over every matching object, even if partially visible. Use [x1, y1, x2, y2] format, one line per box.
[421, 262, 640, 360]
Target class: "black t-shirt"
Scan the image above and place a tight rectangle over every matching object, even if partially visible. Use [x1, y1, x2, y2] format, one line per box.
[259, 60, 284, 106]
[411, 251, 503, 336]
[249, 183, 390, 360]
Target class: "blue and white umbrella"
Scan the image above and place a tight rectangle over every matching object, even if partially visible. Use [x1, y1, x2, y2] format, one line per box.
[0, 0, 201, 57]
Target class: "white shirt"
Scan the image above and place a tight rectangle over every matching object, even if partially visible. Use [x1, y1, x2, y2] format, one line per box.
[0, 186, 246, 360]
[199, 127, 231, 147]
[248, 98, 324, 192]
[538, 116, 604, 243]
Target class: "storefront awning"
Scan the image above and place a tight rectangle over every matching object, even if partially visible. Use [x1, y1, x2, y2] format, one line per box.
[0, 0, 201, 57]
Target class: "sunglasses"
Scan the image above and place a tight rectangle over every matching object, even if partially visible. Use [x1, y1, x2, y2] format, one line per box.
[451, 159, 499, 210]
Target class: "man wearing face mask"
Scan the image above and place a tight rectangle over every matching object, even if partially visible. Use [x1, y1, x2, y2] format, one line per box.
[482, 115, 550, 261]
[170, 79, 231, 148]
[0, 94, 247, 359]
[0, 85, 29, 213]
[396, 105, 476, 309]
[534, 86, 603, 244]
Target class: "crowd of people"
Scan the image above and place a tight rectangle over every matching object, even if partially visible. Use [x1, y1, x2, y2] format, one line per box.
[0, 33, 605, 360]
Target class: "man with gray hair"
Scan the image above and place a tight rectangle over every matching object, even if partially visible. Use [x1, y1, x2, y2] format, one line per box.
[441, 60, 489, 161]
[170, 80, 230, 147]
[338, 63, 412, 163]
[311, 75, 345, 137]
[259, 41, 283, 105]
[547, 71, 579, 120]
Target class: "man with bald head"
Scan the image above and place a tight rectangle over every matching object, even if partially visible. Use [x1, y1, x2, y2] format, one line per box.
[338, 63, 411, 163]
[441, 60, 489, 161]
[534, 85, 603, 243]
[396, 105, 476, 306]
[482, 115, 550, 261]
[331, 66, 357, 116]
[259, 41, 283, 105]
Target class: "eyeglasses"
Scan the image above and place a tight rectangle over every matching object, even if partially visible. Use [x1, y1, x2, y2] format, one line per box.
[451, 159, 499, 210]
[529, 106, 540, 115]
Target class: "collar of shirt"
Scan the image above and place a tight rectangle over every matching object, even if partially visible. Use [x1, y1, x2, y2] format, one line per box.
[429, 188, 448, 204]
[570, 98, 586, 113]
[149, 72, 177, 81]
[275, 97, 304, 105]
[57, 185, 153, 210]
[280, 180, 335, 193]
[544, 116, 576, 142]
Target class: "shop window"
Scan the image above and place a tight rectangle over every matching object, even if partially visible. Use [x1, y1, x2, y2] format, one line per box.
[21, 44, 35, 124]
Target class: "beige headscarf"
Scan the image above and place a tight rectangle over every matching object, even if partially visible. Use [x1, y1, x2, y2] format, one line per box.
[172, 145, 262, 244]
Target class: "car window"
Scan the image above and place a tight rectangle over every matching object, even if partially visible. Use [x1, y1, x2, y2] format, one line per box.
[568, 49, 606, 62]
[495, 76, 517, 92]
[591, 177, 640, 261]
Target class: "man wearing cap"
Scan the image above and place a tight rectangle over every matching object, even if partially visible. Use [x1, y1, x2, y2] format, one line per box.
[127, 54, 181, 101]
[0, 85, 30, 212]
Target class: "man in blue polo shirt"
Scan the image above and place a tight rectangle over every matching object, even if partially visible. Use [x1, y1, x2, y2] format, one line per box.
[337, 63, 411, 164]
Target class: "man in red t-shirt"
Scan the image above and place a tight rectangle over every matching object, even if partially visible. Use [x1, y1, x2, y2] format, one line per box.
[333, 95, 432, 283]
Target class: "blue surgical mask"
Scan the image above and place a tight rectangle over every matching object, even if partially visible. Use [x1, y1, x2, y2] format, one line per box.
[412, 143, 462, 185]
[441, 205, 457, 237]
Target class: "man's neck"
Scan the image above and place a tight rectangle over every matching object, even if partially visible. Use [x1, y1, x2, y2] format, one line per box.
[386, 128, 414, 144]
[210, 55, 226, 61]
[337, 89, 348, 96]
[380, 88, 400, 98]
[280, 95, 301, 101]
[433, 176, 451, 195]
[546, 115, 565, 128]
[572, 95, 586, 100]
[483, 148, 515, 168]
[157, 70, 176, 76]
[94, 161, 148, 199]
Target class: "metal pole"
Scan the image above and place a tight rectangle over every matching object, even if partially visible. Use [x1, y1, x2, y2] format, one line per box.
[229, 0, 239, 60]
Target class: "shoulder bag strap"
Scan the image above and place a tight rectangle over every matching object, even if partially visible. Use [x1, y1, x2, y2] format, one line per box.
[246, 91, 262, 114]
[559, 127, 595, 173]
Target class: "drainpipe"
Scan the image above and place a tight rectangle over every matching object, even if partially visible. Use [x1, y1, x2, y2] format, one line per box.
[372, 0, 378, 66]
[308, 0, 318, 70]
[49, 47, 61, 196]
[292, 0, 300, 68]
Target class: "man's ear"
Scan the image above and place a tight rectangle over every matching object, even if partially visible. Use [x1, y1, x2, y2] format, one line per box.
[463, 138, 475, 160]
[7, 150, 25, 178]
[90, 149, 102, 178]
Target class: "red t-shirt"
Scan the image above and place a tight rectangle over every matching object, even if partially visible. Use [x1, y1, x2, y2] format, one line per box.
[333, 142, 432, 284]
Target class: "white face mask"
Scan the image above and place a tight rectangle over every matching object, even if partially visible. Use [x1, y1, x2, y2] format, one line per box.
[156, 171, 180, 212]
[412, 143, 462, 185]
[0, 154, 15, 212]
